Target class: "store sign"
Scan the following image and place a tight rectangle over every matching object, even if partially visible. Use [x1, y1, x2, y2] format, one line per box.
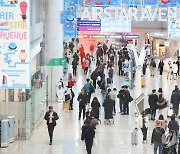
[0, 0, 30, 89]
[81, 7, 180, 21]
[46, 58, 67, 67]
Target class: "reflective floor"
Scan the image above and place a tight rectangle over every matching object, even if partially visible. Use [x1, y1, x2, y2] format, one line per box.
[1, 59, 180, 154]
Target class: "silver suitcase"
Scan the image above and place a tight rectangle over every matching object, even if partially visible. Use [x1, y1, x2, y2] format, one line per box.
[131, 129, 138, 145]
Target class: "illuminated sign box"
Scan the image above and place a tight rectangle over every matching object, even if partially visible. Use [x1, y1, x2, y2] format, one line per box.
[0, 0, 30, 89]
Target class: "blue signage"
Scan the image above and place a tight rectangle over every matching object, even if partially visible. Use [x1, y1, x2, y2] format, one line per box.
[143, 0, 157, 6]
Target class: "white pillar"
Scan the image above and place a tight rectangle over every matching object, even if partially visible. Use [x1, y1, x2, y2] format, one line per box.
[137, 33, 145, 54]
[45, 0, 64, 102]
[131, 45, 146, 98]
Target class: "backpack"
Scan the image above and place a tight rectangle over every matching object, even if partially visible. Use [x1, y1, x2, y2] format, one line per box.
[154, 128, 164, 140]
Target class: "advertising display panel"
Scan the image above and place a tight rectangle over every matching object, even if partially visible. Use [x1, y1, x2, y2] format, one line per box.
[0, 0, 30, 88]
[168, 20, 180, 38]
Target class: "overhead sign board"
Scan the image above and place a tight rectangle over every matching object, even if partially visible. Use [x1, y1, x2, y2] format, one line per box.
[0, 0, 30, 89]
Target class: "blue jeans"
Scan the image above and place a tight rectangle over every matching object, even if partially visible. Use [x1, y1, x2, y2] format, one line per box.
[154, 142, 162, 154]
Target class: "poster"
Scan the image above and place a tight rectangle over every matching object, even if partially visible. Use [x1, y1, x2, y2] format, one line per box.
[63, 0, 77, 38]
[168, 20, 180, 38]
[0, 0, 30, 88]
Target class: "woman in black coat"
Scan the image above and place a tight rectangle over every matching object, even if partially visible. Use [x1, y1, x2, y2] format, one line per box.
[158, 60, 164, 75]
[103, 95, 114, 119]
[91, 97, 100, 119]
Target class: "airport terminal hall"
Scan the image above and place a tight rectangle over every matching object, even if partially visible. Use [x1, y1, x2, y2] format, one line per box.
[1, 0, 180, 154]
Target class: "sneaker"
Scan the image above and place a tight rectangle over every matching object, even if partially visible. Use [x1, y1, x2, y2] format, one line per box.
[49, 142, 52, 145]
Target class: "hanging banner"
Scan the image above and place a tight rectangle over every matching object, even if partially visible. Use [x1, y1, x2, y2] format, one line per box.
[0, 0, 30, 89]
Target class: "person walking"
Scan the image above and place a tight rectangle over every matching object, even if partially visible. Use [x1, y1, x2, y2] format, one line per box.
[167, 61, 173, 80]
[109, 88, 117, 115]
[100, 78, 108, 103]
[170, 86, 180, 116]
[118, 58, 124, 76]
[156, 94, 168, 118]
[157, 115, 167, 131]
[81, 118, 95, 154]
[72, 58, 78, 76]
[136, 110, 149, 143]
[90, 70, 98, 89]
[173, 61, 178, 80]
[69, 88, 75, 110]
[151, 121, 165, 154]
[84, 79, 95, 104]
[103, 95, 114, 124]
[108, 66, 114, 83]
[117, 86, 125, 113]
[150, 59, 156, 76]
[44, 106, 59, 145]
[78, 88, 88, 120]
[148, 89, 159, 120]
[91, 97, 101, 121]
[122, 85, 133, 115]
[142, 60, 147, 76]
[158, 60, 164, 76]
[63, 86, 72, 111]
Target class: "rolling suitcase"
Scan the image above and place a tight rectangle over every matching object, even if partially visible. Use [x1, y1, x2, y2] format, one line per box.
[141, 76, 145, 88]
[131, 128, 138, 145]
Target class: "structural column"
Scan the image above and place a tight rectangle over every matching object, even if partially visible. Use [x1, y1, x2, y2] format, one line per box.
[137, 33, 145, 54]
[45, 0, 64, 102]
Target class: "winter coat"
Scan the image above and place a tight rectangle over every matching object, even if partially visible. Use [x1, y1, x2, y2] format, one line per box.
[168, 120, 179, 133]
[91, 71, 98, 80]
[103, 98, 114, 119]
[136, 115, 149, 128]
[91, 100, 100, 119]
[77, 93, 88, 106]
[151, 127, 165, 143]
[157, 97, 167, 110]
[171, 90, 180, 105]
[72, 59, 78, 69]
[148, 93, 159, 110]
[44, 111, 59, 126]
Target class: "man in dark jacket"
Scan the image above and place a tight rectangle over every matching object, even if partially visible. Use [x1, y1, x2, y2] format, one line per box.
[171, 86, 180, 116]
[91, 70, 98, 89]
[118, 58, 124, 76]
[81, 119, 95, 154]
[78, 88, 88, 120]
[72, 58, 78, 76]
[122, 85, 133, 115]
[151, 121, 165, 154]
[117, 86, 125, 113]
[44, 106, 59, 145]
[148, 89, 159, 120]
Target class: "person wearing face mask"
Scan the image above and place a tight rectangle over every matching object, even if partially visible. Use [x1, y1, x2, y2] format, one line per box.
[44, 106, 59, 145]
